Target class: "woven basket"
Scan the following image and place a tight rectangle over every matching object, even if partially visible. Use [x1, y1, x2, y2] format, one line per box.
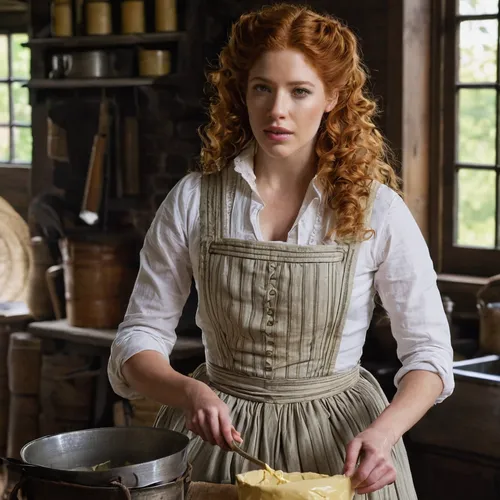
[0, 197, 31, 302]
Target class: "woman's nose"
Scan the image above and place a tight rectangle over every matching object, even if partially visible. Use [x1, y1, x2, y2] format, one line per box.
[268, 92, 287, 120]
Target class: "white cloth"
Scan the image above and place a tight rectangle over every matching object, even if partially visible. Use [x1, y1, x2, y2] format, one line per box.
[108, 148, 454, 403]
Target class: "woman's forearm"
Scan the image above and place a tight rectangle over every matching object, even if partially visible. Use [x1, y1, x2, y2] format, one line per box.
[367, 370, 444, 445]
[121, 350, 198, 410]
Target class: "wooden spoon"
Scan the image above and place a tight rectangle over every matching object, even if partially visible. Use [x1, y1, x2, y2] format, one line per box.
[230, 441, 268, 470]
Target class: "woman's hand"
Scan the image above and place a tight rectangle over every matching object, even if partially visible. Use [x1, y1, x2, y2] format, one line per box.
[343, 427, 397, 494]
[184, 379, 243, 450]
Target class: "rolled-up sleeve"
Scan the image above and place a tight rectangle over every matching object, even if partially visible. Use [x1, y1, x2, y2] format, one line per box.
[374, 193, 454, 404]
[107, 175, 197, 399]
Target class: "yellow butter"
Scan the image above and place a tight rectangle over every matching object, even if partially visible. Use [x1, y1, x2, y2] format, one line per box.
[236, 469, 354, 500]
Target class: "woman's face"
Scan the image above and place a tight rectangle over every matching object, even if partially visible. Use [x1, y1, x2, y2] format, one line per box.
[246, 49, 336, 161]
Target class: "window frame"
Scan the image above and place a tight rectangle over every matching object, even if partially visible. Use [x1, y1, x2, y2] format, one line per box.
[0, 28, 31, 168]
[435, 0, 500, 277]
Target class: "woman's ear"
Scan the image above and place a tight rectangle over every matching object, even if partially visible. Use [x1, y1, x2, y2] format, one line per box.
[325, 90, 339, 113]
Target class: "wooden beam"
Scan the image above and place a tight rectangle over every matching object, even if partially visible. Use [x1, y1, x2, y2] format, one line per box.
[387, 0, 432, 241]
[401, 0, 431, 241]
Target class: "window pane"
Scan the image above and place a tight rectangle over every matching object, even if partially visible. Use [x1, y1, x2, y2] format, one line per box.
[459, 20, 498, 83]
[0, 126, 9, 162]
[456, 169, 496, 248]
[11, 34, 30, 79]
[12, 126, 31, 163]
[12, 82, 30, 124]
[459, 0, 498, 15]
[0, 36, 7, 79]
[0, 127, 10, 162]
[0, 84, 9, 123]
[458, 89, 496, 165]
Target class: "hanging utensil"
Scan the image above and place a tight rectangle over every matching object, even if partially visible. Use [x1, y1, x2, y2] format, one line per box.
[80, 93, 109, 226]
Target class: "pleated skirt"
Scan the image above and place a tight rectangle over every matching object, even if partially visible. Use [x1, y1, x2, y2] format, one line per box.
[154, 366, 418, 499]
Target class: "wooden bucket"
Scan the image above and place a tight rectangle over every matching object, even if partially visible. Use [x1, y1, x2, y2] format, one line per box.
[477, 274, 500, 354]
[60, 232, 139, 329]
[0, 321, 28, 456]
[39, 413, 89, 437]
[7, 394, 39, 459]
[113, 397, 163, 427]
[39, 352, 98, 423]
[8, 333, 42, 395]
[0, 325, 9, 378]
[0, 385, 8, 455]
[0, 327, 8, 452]
[27, 236, 57, 321]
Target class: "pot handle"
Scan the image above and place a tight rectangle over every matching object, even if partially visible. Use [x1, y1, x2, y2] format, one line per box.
[9, 477, 26, 500]
[110, 481, 132, 500]
[1, 456, 58, 483]
[1, 457, 41, 474]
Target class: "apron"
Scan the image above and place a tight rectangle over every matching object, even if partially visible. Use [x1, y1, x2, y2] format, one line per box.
[155, 167, 418, 499]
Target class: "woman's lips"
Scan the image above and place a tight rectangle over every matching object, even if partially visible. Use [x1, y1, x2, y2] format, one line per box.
[263, 127, 293, 142]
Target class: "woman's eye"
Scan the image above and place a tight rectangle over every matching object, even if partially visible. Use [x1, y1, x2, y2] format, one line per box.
[254, 84, 271, 93]
[293, 87, 311, 97]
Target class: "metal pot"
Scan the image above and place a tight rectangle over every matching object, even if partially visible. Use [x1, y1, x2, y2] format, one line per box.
[8, 465, 192, 500]
[2, 427, 189, 489]
[50, 50, 131, 79]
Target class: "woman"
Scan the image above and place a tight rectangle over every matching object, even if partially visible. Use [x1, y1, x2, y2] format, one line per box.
[108, 4, 454, 498]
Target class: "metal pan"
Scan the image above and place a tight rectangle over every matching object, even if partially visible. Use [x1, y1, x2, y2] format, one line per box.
[5, 427, 189, 488]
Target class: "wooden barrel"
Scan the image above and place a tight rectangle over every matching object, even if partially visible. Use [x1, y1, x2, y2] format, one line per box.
[7, 394, 39, 459]
[0, 387, 8, 455]
[8, 333, 42, 395]
[26, 237, 57, 321]
[0, 325, 9, 450]
[113, 397, 163, 427]
[39, 351, 97, 423]
[60, 232, 139, 329]
[130, 397, 163, 426]
[39, 413, 89, 437]
[1, 323, 17, 454]
[0, 325, 9, 379]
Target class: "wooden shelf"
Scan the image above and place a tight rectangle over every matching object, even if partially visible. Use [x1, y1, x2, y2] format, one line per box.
[28, 319, 205, 360]
[23, 32, 187, 49]
[28, 319, 117, 348]
[26, 73, 188, 89]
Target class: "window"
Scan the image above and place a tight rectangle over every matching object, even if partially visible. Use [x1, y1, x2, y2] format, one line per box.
[0, 32, 31, 166]
[439, 0, 500, 276]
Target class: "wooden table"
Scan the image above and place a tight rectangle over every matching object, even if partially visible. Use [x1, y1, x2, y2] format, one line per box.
[188, 482, 238, 500]
[27, 319, 205, 427]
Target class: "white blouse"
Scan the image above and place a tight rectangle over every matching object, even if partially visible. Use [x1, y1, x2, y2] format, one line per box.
[108, 148, 455, 403]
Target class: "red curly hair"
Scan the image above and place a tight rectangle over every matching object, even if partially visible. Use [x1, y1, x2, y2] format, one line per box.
[199, 3, 401, 241]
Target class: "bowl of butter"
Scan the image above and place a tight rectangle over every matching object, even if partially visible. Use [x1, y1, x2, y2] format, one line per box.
[236, 467, 354, 500]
